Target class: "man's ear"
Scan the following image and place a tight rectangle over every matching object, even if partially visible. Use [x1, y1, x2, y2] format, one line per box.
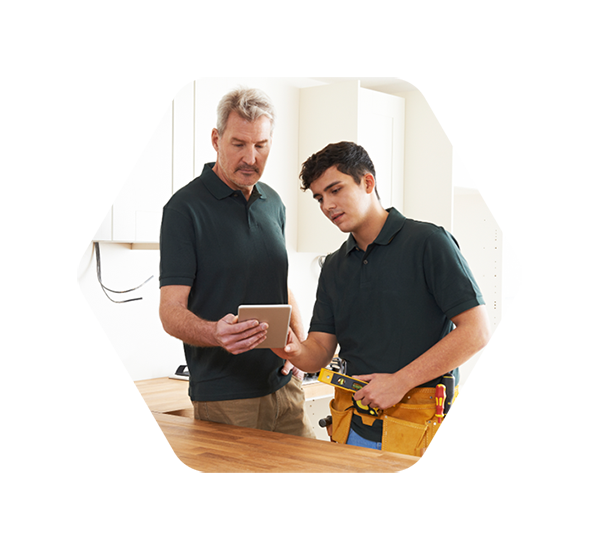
[363, 173, 377, 194]
[211, 128, 220, 152]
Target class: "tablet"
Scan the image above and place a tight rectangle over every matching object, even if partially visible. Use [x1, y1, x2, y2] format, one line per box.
[237, 304, 292, 349]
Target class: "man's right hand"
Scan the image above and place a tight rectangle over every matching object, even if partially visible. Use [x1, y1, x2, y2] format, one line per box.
[160, 286, 271, 353]
[271, 329, 338, 375]
[271, 327, 302, 362]
[214, 313, 268, 355]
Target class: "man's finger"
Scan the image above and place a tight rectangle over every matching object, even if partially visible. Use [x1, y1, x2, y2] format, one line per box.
[222, 313, 238, 324]
[220, 317, 266, 337]
[227, 331, 268, 355]
[280, 361, 291, 375]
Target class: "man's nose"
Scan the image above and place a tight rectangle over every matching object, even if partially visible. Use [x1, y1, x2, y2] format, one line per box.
[321, 195, 335, 212]
[241, 146, 257, 165]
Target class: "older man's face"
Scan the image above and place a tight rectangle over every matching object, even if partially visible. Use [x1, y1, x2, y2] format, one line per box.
[211, 111, 272, 199]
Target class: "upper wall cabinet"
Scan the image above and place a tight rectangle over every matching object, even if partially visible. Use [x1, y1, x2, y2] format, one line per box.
[110, 105, 172, 243]
[296, 81, 405, 254]
[94, 82, 195, 244]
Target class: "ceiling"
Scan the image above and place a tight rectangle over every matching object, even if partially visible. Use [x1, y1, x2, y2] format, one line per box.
[308, 76, 599, 94]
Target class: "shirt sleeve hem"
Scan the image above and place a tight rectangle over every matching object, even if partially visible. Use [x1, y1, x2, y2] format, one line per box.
[307, 325, 336, 335]
[159, 277, 195, 288]
[445, 297, 486, 320]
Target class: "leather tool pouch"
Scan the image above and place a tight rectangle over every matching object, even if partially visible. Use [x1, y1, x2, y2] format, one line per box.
[329, 388, 355, 446]
[329, 387, 442, 457]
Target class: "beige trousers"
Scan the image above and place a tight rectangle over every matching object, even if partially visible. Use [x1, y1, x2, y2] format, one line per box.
[193, 375, 315, 438]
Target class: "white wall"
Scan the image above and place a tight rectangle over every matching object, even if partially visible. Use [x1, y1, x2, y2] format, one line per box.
[401, 90, 599, 390]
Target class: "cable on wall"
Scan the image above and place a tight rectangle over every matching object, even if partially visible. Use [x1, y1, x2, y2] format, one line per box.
[94, 242, 154, 303]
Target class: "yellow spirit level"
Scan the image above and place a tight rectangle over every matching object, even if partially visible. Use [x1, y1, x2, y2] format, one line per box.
[317, 368, 380, 416]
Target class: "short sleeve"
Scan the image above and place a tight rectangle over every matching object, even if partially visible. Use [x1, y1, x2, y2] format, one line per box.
[423, 228, 485, 319]
[308, 260, 337, 335]
[159, 204, 197, 288]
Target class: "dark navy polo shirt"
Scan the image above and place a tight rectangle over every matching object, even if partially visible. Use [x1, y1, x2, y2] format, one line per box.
[159, 163, 290, 401]
[309, 207, 485, 440]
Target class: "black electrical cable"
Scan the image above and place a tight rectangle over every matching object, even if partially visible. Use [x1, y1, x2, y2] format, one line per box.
[94, 241, 153, 303]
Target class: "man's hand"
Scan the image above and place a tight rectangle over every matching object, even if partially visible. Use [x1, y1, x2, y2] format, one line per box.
[271, 330, 308, 378]
[280, 361, 305, 380]
[271, 329, 338, 375]
[214, 314, 268, 355]
[160, 285, 272, 353]
[353, 372, 409, 411]
[271, 327, 302, 362]
[351, 305, 492, 410]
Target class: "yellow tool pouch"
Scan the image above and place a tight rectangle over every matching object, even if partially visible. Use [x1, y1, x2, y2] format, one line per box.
[329, 386, 449, 457]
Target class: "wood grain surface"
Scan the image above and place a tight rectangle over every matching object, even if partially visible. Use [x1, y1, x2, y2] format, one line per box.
[0, 379, 599, 473]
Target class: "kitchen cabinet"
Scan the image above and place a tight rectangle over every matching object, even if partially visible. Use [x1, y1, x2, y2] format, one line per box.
[94, 82, 195, 244]
[93, 208, 112, 241]
[110, 105, 172, 243]
[296, 81, 405, 253]
[172, 81, 195, 194]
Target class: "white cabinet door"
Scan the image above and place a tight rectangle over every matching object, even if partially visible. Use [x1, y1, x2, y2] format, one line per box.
[111, 105, 173, 243]
[93, 208, 112, 241]
[105, 82, 195, 244]
[297, 81, 405, 254]
[173, 81, 196, 194]
[358, 87, 405, 211]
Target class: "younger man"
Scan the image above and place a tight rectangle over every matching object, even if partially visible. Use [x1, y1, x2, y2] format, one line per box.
[273, 141, 490, 455]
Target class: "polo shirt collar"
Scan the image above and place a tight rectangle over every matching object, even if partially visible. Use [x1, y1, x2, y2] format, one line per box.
[201, 162, 264, 202]
[345, 207, 406, 254]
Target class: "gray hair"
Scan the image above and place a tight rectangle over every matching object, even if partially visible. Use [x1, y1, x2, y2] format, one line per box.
[215, 87, 276, 135]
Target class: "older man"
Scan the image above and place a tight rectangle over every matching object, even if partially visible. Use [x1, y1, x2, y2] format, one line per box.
[159, 87, 314, 438]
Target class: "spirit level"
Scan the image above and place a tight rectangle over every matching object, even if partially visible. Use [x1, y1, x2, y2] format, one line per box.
[317, 368, 380, 416]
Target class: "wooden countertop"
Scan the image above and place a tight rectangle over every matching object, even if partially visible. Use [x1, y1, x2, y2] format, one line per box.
[152, 411, 419, 473]
[0, 426, 599, 473]
[0, 379, 599, 473]
[138, 380, 599, 473]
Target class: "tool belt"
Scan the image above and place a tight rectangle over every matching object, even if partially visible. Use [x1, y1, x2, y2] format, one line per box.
[329, 384, 458, 457]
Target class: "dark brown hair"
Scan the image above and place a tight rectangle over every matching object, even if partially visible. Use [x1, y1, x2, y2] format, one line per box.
[299, 141, 377, 192]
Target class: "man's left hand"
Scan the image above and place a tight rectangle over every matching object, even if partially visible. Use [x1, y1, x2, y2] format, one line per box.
[281, 361, 305, 380]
